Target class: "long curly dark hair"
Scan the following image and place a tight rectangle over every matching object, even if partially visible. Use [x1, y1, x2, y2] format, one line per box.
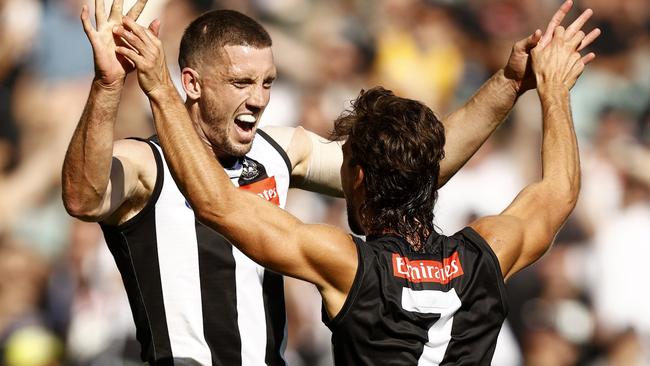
[331, 87, 445, 251]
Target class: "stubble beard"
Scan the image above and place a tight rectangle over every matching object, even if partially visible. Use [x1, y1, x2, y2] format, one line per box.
[200, 102, 254, 158]
[210, 124, 253, 158]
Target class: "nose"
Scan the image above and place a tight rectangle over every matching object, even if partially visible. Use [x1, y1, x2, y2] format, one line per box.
[246, 84, 269, 112]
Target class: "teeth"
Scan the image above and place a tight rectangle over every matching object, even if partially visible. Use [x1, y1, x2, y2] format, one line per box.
[236, 115, 256, 123]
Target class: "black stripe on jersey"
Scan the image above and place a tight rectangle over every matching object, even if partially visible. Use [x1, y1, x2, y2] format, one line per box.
[263, 271, 287, 365]
[196, 222, 242, 366]
[322, 235, 365, 329]
[462, 227, 508, 312]
[440, 227, 508, 364]
[101, 138, 173, 363]
[257, 129, 292, 174]
[121, 137, 164, 229]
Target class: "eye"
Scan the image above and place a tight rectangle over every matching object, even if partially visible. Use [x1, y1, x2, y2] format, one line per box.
[263, 77, 276, 89]
[231, 78, 254, 89]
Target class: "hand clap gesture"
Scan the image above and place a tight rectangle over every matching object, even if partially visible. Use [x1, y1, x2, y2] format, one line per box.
[80, 0, 151, 87]
[113, 16, 169, 97]
[532, 25, 590, 92]
[504, 0, 600, 94]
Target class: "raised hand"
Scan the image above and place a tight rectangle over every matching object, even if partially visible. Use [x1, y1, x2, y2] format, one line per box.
[531, 25, 587, 92]
[113, 16, 168, 96]
[503, 0, 600, 94]
[80, 0, 148, 87]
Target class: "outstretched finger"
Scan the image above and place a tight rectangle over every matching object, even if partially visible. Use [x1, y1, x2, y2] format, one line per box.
[565, 8, 593, 38]
[540, 0, 573, 47]
[581, 52, 596, 65]
[126, 0, 148, 20]
[148, 18, 161, 37]
[80, 5, 97, 41]
[95, 0, 107, 26]
[122, 15, 153, 43]
[569, 30, 586, 49]
[577, 28, 601, 52]
[109, 0, 124, 22]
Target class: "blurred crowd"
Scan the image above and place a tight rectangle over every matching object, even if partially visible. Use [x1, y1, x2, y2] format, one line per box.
[0, 0, 649, 365]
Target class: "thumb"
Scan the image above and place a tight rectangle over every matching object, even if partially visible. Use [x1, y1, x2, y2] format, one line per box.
[525, 29, 542, 51]
[149, 18, 161, 37]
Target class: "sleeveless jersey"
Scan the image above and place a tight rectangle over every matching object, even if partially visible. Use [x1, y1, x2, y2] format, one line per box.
[100, 130, 291, 365]
[323, 228, 508, 365]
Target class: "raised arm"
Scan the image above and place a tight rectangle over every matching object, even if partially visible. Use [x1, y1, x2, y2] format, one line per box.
[263, 1, 600, 196]
[470, 25, 587, 280]
[114, 17, 358, 316]
[438, 0, 599, 186]
[62, 0, 155, 224]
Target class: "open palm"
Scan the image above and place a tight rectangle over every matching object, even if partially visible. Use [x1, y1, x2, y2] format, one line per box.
[81, 0, 147, 86]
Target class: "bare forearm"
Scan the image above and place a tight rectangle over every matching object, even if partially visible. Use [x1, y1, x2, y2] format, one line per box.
[62, 79, 123, 214]
[439, 69, 518, 185]
[148, 86, 234, 213]
[539, 86, 580, 203]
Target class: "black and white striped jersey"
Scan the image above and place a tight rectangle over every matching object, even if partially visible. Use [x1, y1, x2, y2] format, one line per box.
[323, 228, 508, 365]
[101, 131, 291, 365]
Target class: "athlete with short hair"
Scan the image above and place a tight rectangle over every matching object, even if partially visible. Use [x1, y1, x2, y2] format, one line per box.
[63, 0, 598, 363]
[129, 22, 587, 364]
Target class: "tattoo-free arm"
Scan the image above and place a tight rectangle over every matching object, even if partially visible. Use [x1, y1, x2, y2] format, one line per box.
[438, 70, 519, 186]
[149, 85, 357, 316]
[62, 0, 152, 223]
[263, 126, 344, 197]
[62, 81, 153, 223]
[470, 27, 584, 280]
[438, 1, 599, 187]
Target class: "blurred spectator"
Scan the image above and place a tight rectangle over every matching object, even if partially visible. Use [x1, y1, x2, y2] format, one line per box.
[0, 0, 648, 364]
[0, 237, 60, 365]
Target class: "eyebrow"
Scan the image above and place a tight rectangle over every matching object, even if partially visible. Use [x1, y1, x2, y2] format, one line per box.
[230, 77, 255, 84]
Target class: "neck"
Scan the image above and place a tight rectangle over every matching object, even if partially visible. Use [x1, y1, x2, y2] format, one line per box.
[368, 225, 433, 252]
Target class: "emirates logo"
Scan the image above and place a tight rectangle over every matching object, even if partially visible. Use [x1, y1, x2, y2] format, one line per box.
[392, 252, 464, 284]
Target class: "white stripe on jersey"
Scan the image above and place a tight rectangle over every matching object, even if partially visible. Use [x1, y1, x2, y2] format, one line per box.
[401, 288, 462, 365]
[233, 247, 268, 365]
[155, 146, 212, 365]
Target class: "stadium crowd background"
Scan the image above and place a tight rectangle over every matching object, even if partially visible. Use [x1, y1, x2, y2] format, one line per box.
[0, 0, 649, 364]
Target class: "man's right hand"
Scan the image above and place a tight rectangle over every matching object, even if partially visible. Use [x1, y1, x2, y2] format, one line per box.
[503, 0, 600, 95]
[531, 26, 587, 93]
[80, 0, 148, 87]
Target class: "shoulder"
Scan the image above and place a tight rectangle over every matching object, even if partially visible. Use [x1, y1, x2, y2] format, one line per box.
[468, 215, 524, 279]
[259, 125, 316, 167]
[258, 126, 296, 152]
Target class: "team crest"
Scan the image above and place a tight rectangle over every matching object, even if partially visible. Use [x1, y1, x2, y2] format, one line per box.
[241, 158, 260, 181]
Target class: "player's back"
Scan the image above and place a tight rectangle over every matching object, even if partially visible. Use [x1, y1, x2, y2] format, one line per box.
[323, 228, 507, 365]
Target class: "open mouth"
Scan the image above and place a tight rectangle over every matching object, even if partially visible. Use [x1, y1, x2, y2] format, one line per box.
[234, 114, 257, 136]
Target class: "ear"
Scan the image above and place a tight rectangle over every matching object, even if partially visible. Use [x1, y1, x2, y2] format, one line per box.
[353, 165, 365, 190]
[182, 67, 201, 101]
